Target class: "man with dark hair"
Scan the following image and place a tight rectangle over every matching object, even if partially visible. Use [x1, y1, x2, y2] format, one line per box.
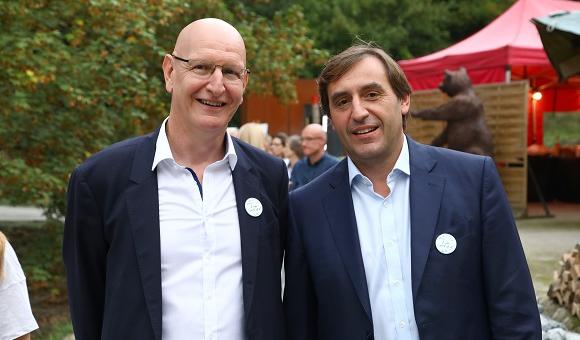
[64, 18, 288, 340]
[284, 44, 540, 340]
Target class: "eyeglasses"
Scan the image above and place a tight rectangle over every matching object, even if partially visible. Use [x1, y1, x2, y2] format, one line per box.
[302, 136, 322, 142]
[171, 54, 250, 83]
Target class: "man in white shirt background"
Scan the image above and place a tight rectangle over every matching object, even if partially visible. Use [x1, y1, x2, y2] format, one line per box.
[64, 18, 288, 340]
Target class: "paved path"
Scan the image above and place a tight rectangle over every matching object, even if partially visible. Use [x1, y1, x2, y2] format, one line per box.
[0, 205, 45, 221]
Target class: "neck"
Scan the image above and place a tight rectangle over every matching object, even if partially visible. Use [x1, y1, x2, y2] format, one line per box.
[308, 150, 324, 164]
[166, 117, 226, 177]
[351, 134, 404, 198]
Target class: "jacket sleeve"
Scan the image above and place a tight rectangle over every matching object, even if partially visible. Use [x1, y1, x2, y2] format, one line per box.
[480, 157, 541, 339]
[63, 168, 107, 340]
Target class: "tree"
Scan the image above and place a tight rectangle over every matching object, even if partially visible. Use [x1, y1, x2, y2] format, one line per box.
[0, 0, 324, 218]
[250, 0, 514, 76]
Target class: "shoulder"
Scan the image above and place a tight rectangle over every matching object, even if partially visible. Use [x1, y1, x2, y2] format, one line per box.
[0, 240, 25, 289]
[322, 153, 340, 165]
[233, 137, 285, 169]
[73, 132, 155, 181]
[292, 159, 344, 199]
[410, 137, 486, 164]
[80, 133, 152, 171]
[409, 139, 490, 181]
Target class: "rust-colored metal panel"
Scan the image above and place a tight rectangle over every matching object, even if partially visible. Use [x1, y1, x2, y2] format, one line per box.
[243, 79, 318, 135]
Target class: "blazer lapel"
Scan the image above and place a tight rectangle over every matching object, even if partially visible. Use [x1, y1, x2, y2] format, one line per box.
[126, 130, 163, 340]
[231, 142, 264, 321]
[408, 138, 445, 299]
[323, 160, 372, 321]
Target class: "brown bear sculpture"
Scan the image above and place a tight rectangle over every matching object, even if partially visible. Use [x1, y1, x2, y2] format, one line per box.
[411, 67, 494, 156]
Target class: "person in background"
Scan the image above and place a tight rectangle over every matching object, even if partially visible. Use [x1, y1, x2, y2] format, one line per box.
[239, 122, 268, 151]
[284, 44, 540, 340]
[289, 123, 338, 190]
[285, 134, 303, 178]
[270, 132, 288, 159]
[0, 231, 39, 340]
[63, 18, 288, 340]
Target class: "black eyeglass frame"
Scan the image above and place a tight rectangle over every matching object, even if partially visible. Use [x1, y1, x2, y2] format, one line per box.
[170, 53, 251, 80]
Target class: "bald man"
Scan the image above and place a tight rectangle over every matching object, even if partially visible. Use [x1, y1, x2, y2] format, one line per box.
[63, 19, 288, 340]
[289, 124, 339, 190]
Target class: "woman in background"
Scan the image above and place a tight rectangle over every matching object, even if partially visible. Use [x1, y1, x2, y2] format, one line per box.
[0, 231, 39, 340]
[239, 122, 268, 151]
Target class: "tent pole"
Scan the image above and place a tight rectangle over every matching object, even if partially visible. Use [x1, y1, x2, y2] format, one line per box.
[505, 65, 511, 83]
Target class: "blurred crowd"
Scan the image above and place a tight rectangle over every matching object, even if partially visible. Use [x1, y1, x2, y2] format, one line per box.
[232, 122, 339, 190]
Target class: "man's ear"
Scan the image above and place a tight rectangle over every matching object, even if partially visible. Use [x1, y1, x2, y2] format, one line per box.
[400, 94, 411, 115]
[162, 54, 174, 93]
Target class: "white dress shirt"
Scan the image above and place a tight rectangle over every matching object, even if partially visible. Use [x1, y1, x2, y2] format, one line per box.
[348, 135, 419, 340]
[152, 118, 244, 340]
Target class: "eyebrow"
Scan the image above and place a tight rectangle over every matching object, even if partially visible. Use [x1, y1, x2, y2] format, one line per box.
[330, 82, 386, 103]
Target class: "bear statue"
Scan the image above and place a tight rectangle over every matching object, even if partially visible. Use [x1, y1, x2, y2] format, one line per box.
[411, 67, 494, 156]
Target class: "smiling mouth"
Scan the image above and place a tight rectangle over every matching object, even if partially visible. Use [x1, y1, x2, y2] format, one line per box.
[353, 127, 378, 135]
[197, 99, 225, 107]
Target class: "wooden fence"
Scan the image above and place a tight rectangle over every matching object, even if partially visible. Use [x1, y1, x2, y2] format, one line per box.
[406, 81, 529, 216]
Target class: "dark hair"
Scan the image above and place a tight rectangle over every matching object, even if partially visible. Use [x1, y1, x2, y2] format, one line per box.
[287, 134, 304, 159]
[273, 132, 288, 147]
[317, 43, 412, 128]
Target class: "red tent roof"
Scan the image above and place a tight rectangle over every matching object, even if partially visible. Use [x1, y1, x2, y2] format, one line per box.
[399, 0, 580, 91]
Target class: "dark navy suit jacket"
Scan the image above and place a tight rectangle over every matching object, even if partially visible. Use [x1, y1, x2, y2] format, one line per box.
[63, 128, 288, 340]
[284, 137, 540, 340]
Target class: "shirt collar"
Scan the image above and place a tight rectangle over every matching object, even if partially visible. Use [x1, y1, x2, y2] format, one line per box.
[151, 116, 238, 171]
[348, 134, 410, 186]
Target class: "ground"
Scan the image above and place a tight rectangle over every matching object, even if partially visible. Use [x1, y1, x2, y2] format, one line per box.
[0, 202, 578, 338]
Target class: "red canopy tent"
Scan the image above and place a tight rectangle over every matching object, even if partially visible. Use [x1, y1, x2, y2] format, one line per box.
[399, 0, 580, 145]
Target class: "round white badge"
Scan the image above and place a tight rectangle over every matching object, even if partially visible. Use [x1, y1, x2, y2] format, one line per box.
[435, 233, 457, 255]
[244, 197, 263, 217]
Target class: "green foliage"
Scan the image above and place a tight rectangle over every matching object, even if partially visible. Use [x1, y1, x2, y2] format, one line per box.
[250, 0, 514, 76]
[0, 0, 323, 218]
[1, 221, 65, 298]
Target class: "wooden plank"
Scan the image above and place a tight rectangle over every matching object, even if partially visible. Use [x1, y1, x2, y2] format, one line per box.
[410, 81, 529, 215]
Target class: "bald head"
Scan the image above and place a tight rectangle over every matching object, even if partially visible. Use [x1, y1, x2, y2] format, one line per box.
[173, 18, 246, 63]
[301, 123, 327, 160]
[302, 124, 327, 142]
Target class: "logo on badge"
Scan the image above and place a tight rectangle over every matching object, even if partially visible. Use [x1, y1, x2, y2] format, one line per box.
[245, 197, 263, 217]
[435, 233, 457, 255]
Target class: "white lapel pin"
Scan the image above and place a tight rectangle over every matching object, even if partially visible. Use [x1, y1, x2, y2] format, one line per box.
[245, 197, 263, 217]
[435, 233, 457, 255]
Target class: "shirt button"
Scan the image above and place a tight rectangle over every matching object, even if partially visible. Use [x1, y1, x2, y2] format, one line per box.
[399, 321, 406, 328]
[392, 280, 400, 286]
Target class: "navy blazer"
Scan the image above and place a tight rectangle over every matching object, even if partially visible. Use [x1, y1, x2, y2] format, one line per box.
[284, 137, 540, 340]
[63, 128, 288, 340]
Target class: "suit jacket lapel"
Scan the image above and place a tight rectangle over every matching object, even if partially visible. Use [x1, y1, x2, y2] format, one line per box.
[323, 160, 373, 321]
[126, 130, 162, 340]
[231, 141, 263, 321]
[408, 138, 445, 300]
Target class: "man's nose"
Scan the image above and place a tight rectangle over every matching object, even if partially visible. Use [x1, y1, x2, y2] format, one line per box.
[206, 67, 226, 95]
[351, 96, 369, 121]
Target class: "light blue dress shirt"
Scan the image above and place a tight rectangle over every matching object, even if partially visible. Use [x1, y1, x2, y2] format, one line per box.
[348, 135, 419, 340]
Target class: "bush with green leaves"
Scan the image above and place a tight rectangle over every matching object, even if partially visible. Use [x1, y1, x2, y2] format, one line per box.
[0, 1, 325, 219]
